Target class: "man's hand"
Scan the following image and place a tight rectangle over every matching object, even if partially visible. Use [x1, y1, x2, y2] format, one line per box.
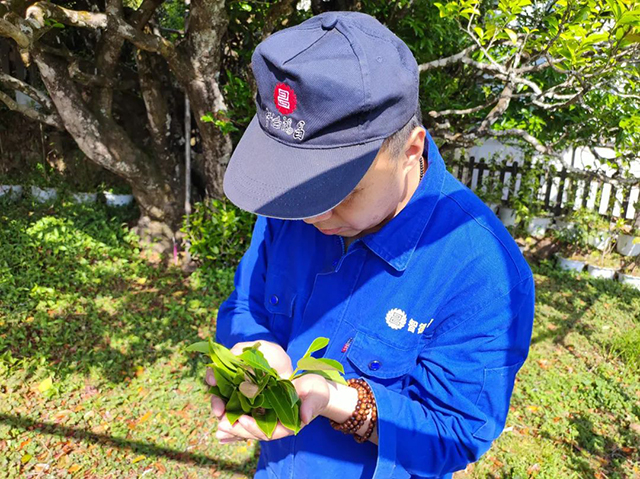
[231, 340, 294, 379]
[207, 340, 293, 423]
[213, 373, 331, 443]
[206, 341, 330, 443]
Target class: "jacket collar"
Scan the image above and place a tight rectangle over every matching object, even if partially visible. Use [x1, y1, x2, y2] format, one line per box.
[362, 130, 446, 271]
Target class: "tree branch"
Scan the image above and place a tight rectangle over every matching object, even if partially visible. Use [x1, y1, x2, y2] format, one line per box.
[135, 48, 174, 170]
[428, 97, 498, 118]
[0, 15, 30, 48]
[418, 45, 488, 72]
[32, 48, 146, 178]
[479, 83, 513, 131]
[486, 127, 550, 154]
[0, 71, 54, 110]
[0, 89, 62, 128]
[91, 0, 125, 117]
[131, 0, 165, 29]
[23, 1, 178, 67]
[261, 0, 297, 40]
[25, 2, 107, 29]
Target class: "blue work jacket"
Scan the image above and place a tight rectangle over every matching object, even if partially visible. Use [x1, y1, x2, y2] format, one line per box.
[215, 132, 535, 478]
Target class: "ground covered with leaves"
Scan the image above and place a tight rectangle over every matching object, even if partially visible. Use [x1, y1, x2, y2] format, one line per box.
[1, 199, 639, 478]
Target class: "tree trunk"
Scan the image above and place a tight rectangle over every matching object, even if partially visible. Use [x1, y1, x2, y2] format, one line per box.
[34, 48, 186, 234]
[0, 0, 234, 242]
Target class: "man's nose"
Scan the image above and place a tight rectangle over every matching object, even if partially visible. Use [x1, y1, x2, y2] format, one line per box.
[303, 209, 333, 224]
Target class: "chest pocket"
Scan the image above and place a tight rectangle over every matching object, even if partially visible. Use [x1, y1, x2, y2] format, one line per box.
[264, 273, 296, 344]
[346, 331, 421, 380]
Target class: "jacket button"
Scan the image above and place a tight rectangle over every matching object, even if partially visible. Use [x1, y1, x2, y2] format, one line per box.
[270, 295, 279, 306]
[368, 360, 381, 371]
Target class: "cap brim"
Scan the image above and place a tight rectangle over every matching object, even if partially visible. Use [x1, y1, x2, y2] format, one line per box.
[223, 114, 383, 220]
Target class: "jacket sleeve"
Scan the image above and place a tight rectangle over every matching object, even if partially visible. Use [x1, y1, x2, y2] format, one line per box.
[215, 215, 280, 349]
[368, 275, 535, 479]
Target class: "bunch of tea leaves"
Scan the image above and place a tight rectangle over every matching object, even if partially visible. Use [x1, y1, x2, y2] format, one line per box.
[187, 337, 346, 438]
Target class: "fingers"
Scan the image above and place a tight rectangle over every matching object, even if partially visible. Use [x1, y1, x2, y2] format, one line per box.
[217, 415, 261, 441]
[230, 341, 253, 356]
[210, 394, 225, 419]
[205, 368, 217, 386]
[216, 414, 295, 442]
[292, 374, 330, 425]
[206, 368, 226, 418]
[215, 429, 242, 444]
[237, 415, 295, 441]
[238, 416, 270, 441]
[268, 423, 297, 440]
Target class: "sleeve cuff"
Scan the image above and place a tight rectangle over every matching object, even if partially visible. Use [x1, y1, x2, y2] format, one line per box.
[365, 379, 400, 479]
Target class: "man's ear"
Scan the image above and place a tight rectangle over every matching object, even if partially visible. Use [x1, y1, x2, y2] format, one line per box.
[400, 127, 426, 173]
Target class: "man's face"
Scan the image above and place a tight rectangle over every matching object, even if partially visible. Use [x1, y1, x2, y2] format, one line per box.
[303, 127, 426, 239]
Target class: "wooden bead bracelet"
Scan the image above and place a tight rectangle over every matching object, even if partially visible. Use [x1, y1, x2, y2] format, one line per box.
[329, 378, 378, 443]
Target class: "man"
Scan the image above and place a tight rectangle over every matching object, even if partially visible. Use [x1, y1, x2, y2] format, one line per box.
[206, 11, 535, 479]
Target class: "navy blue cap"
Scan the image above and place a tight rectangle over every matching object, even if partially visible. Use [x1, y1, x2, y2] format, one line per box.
[223, 11, 419, 219]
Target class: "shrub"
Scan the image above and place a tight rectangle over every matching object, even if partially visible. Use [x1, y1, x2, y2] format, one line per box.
[182, 199, 255, 273]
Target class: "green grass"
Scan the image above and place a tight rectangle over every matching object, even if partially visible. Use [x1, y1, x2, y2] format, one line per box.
[0, 197, 255, 477]
[460, 264, 640, 479]
[1, 197, 639, 478]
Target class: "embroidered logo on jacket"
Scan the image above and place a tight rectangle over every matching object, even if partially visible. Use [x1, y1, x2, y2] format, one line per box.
[385, 308, 433, 334]
[385, 308, 407, 330]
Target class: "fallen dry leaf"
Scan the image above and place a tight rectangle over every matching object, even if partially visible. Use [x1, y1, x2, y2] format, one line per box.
[68, 464, 81, 473]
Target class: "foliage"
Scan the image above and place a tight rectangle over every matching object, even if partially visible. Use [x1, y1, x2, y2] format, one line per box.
[182, 199, 255, 272]
[551, 207, 607, 256]
[426, 0, 640, 179]
[475, 172, 505, 206]
[510, 159, 549, 224]
[597, 216, 627, 266]
[187, 337, 346, 438]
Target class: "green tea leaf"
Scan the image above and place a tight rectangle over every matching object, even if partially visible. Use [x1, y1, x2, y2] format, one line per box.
[256, 370, 271, 395]
[504, 27, 518, 44]
[226, 409, 243, 426]
[207, 349, 236, 379]
[301, 337, 329, 359]
[238, 391, 253, 413]
[186, 341, 210, 355]
[214, 368, 235, 398]
[239, 347, 278, 377]
[261, 393, 272, 409]
[226, 389, 242, 411]
[296, 356, 344, 373]
[250, 393, 265, 408]
[291, 401, 302, 433]
[233, 369, 248, 385]
[296, 369, 348, 386]
[281, 380, 299, 406]
[239, 380, 260, 398]
[209, 385, 223, 398]
[264, 384, 300, 434]
[209, 340, 243, 371]
[253, 408, 278, 438]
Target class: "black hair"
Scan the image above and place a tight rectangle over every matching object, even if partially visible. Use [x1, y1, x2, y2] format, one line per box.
[380, 106, 423, 160]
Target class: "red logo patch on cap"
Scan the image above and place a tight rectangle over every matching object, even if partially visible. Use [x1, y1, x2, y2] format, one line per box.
[274, 83, 297, 115]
